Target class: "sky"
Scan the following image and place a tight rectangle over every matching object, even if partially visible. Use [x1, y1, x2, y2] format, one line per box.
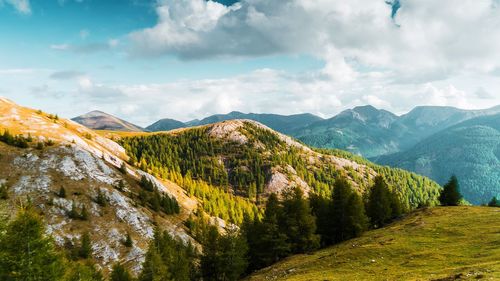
[1, 0, 500, 126]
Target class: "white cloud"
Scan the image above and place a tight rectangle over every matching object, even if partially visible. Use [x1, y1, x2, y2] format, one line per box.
[1, 0, 31, 14]
[130, 0, 500, 81]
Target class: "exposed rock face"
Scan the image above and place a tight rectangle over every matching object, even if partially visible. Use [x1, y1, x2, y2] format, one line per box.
[0, 98, 199, 275]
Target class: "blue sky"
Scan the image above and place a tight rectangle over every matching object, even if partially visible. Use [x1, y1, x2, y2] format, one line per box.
[1, 0, 500, 125]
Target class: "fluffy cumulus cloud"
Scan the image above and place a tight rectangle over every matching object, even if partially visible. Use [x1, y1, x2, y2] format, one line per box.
[5, 0, 500, 123]
[130, 0, 500, 75]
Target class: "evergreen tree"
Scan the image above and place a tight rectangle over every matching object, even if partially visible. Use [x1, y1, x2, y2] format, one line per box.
[201, 225, 248, 281]
[366, 176, 393, 228]
[488, 196, 499, 207]
[119, 162, 127, 174]
[200, 226, 219, 281]
[389, 190, 404, 218]
[0, 183, 8, 200]
[95, 189, 107, 207]
[80, 204, 89, 220]
[123, 232, 133, 248]
[139, 246, 170, 281]
[110, 263, 133, 281]
[330, 177, 368, 243]
[58, 186, 67, 198]
[309, 194, 331, 246]
[68, 201, 80, 219]
[280, 187, 319, 253]
[244, 194, 290, 271]
[216, 228, 248, 281]
[79, 232, 92, 259]
[0, 209, 65, 280]
[64, 262, 103, 281]
[439, 175, 463, 206]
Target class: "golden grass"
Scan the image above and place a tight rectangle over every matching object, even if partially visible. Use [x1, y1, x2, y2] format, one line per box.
[247, 207, 500, 281]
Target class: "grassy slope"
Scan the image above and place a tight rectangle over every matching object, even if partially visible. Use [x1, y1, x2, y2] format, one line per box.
[247, 207, 500, 281]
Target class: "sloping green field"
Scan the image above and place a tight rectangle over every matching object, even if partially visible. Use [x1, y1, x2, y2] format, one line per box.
[247, 207, 500, 281]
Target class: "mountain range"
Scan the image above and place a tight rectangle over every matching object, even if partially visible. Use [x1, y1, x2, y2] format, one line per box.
[73, 104, 500, 204]
[0, 97, 442, 276]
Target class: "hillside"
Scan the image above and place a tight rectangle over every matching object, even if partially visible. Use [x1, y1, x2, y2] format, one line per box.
[378, 114, 500, 205]
[292, 105, 500, 158]
[0, 98, 198, 275]
[119, 119, 442, 223]
[72, 110, 144, 132]
[247, 206, 500, 281]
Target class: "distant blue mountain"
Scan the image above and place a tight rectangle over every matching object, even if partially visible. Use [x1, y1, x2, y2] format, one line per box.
[377, 114, 500, 204]
[147, 111, 323, 135]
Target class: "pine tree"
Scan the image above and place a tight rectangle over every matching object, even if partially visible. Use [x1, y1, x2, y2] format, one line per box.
[0, 209, 65, 280]
[0, 184, 8, 200]
[95, 189, 107, 207]
[366, 176, 393, 228]
[68, 201, 80, 219]
[139, 246, 170, 281]
[280, 187, 319, 253]
[58, 186, 67, 198]
[244, 194, 290, 271]
[488, 196, 499, 207]
[123, 232, 133, 248]
[216, 228, 248, 281]
[79, 232, 92, 259]
[80, 204, 89, 220]
[330, 177, 368, 243]
[119, 162, 127, 174]
[65, 262, 104, 281]
[110, 263, 133, 281]
[200, 226, 219, 281]
[439, 175, 463, 206]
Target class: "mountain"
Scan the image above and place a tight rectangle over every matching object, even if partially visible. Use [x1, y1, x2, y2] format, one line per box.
[119, 119, 442, 217]
[292, 105, 401, 158]
[147, 111, 324, 134]
[72, 110, 144, 132]
[247, 206, 500, 281]
[0, 98, 197, 275]
[146, 118, 186, 131]
[394, 105, 500, 151]
[292, 105, 500, 158]
[378, 114, 500, 204]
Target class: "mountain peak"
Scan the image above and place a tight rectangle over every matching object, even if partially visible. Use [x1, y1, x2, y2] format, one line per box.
[72, 111, 143, 132]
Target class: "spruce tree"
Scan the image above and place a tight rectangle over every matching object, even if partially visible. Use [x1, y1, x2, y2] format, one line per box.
[110, 263, 133, 281]
[79, 232, 92, 259]
[0, 209, 65, 280]
[123, 232, 133, 248]
[244, 194, 290, 271]
[330, 176, 368, 243]
[216, 228, 248, 281]
[366, 176, 393, 228]
[80, 204, 89, 220]
[0, 184, 8, 200]
[439, 175, 463, 206]
[95, 189, 107, 207]
[139, 246, 170, 281]
[280, 187, 319, 253]
[65, 262, 103, 281]
[200, 226, 219, 281]
[58, 186, 66, 198]
[488, 196, 499, 207]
